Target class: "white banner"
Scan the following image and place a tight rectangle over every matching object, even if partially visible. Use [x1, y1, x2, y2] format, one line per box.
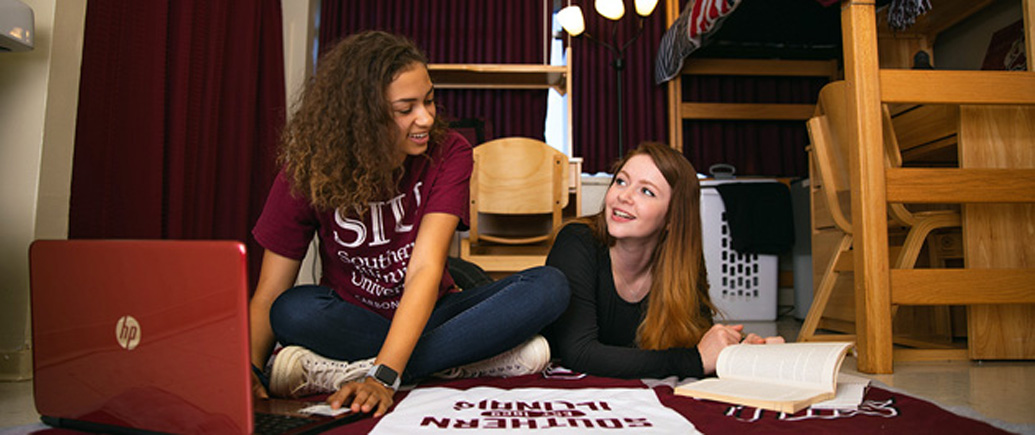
[370, 387, 700, 434]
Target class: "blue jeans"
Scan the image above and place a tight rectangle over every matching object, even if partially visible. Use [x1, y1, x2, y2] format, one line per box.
[269, 265, 569, 383]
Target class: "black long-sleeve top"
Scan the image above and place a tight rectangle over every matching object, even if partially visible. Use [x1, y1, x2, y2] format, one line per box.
[544, 223, 706, 379]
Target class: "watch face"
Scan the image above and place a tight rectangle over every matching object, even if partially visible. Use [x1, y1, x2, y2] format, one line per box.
[374, 365, 398, 383]
[370, 364, 399, 390]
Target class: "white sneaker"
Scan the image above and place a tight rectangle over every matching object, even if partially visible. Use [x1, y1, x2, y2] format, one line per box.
[436, 335, 551, 379]
[269, 346, 374, 398]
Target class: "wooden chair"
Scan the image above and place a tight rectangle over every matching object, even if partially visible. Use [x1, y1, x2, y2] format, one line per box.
[460, 137, 568, 274]
[798, 81, 964, 358]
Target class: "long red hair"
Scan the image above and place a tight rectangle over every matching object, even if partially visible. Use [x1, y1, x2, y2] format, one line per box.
[586, 142, 716, 350]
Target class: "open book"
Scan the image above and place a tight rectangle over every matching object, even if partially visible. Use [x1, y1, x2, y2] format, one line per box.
[674, 342, 854, 413]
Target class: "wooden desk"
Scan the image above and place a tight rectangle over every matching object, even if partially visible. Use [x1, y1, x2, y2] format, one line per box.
[959, 105, 1035, 359]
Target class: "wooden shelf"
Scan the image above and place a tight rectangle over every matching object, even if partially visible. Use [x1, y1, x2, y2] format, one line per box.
[428, 63, 569, 94]
[681, 102, 816, 121]
[680, 58, 839, 78]
[427, 48, 574, 149]
[879, 70, 1035, 104]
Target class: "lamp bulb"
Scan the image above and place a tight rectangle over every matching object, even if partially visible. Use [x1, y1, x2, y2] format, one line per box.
[557, 6, 586, 36]
[595, 0, 625, 21]
[635, 0, 659, 17]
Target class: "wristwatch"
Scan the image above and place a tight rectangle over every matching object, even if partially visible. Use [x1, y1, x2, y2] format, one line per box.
[366, 364, 401, 392]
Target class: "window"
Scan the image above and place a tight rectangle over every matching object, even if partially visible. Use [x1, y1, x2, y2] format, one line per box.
[544, 11, 571, 157]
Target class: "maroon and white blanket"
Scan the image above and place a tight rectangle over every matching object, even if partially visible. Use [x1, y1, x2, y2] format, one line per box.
[327, 373, 1009, 434]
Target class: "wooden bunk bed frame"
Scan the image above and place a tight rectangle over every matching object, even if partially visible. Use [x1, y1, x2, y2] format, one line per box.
[664, 0, 1035, 374]
[838, 0, 1035, 374]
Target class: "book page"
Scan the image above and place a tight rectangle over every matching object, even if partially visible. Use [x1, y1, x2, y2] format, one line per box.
[682, 378, 828, 404]
[810, 373, 871, 410]
[715, 342, 852, 392]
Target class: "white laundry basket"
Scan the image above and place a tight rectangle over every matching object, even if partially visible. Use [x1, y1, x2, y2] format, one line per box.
[700, 179, 779, 321]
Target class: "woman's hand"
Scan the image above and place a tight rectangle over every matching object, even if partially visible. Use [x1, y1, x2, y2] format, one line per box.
[327, 377, 395, 418]
[697, 324, 746, 375]
[741, 333, 785, 345]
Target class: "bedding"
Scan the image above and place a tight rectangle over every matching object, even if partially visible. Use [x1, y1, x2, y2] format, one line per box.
[656, 0, 933, 85]
[655, 0, 743, 84]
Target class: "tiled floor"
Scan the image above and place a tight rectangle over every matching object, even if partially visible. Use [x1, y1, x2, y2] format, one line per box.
[2, 317, 1034, 432]
[842, 358, 1035, 428]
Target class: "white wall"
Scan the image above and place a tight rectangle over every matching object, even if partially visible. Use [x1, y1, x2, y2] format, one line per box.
[934, 0, 1023, 70]
[281, 0, 317, 107]
[280, 0, 323, 285]
[0, 0, 86, 380]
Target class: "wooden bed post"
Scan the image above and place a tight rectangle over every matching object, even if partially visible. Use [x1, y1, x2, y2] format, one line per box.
[841, 1, 894, 374]
[1027, 0, 1034, 74]
[665, 0, 683, 152]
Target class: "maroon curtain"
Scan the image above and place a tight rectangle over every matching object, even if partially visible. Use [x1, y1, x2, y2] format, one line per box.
[682, 75, 828, 177]
[70, 0, 285, 288]
[568, 0, 669, 174]
[318, 0, 548, 141]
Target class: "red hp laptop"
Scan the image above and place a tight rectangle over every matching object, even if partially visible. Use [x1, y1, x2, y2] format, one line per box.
[29, 240, 361, 434]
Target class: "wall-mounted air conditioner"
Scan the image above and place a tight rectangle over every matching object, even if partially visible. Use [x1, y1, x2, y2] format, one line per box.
[0, 0, 34, 52]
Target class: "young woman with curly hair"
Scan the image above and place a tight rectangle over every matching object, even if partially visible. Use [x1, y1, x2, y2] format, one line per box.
[249, 31, 568, 417]
[544, 142, 782, 380]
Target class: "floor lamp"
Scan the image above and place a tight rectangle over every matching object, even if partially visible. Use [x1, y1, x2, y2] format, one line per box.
[558, 0, 658, 157]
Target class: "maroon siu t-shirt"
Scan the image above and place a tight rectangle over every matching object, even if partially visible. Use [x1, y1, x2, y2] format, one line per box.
[253, 131, 472, 318]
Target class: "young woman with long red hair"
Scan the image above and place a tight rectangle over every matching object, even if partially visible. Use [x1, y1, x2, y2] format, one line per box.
[544, 142, 782, 379]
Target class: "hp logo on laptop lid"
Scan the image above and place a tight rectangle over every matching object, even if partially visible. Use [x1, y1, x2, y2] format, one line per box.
[116, 315, 141, 350]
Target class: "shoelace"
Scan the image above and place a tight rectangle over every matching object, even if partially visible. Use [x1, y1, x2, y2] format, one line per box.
[459, 352, 530, 377]
[293, 357, 370, 396]
[477, 363, 522, 376]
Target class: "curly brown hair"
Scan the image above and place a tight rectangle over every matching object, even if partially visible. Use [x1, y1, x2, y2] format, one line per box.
[278, 31, 447, 213]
